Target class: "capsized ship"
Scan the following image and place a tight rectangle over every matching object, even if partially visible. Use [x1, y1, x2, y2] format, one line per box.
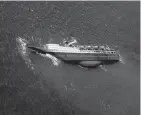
[27, 41, 120, 66]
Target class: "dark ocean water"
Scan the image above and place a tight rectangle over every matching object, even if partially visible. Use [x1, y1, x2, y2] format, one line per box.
[0, 1, 140, 115]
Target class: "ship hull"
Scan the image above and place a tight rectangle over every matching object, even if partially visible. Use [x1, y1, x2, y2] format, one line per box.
[50, 52, 119, 61]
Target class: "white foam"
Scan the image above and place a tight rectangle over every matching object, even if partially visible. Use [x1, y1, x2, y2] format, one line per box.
[100, 65, 107, 72]
[77, 65, 90, 70]
[16, 37, 34, 70]
[119, 53, 125, 64]
[39, 53, 61, 66]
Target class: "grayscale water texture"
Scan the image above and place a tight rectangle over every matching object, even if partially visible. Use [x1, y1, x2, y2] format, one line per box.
[0, 1, 140, 115]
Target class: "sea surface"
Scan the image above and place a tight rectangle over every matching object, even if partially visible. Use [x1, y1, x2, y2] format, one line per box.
[0, 1, 140, 115]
